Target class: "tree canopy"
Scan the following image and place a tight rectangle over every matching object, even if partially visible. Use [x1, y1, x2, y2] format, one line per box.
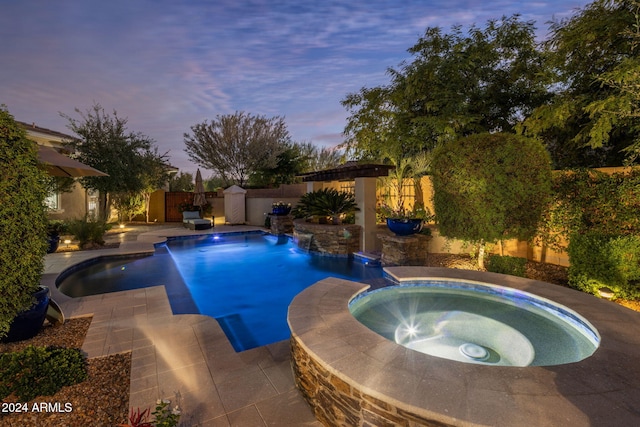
[169, 172, 195, 192]
[184, 111, 291, 187]
[62, 103, 169, 220]
[520, 0, 640, 167]
[342, 15, 549, 163]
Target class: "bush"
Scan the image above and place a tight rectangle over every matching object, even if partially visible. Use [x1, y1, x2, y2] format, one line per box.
[47, 219, 67, 236]
[66, 216, 111, 248]
[486, 255, 527, 277]
[292, 188, 358, 224]
[0, 106, 49, 339]
[567, 232, 640, 300]
[0, 345, 88, 401]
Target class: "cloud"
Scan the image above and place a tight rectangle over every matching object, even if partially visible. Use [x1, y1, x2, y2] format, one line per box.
[1, 0, 592, 175]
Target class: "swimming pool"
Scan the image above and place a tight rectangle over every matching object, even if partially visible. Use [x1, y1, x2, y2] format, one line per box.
[57, 232, 385, 351]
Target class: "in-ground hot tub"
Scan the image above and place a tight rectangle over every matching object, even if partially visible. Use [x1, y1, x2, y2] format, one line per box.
[288, 267, 640, 426]
[349, 280, 599, 367]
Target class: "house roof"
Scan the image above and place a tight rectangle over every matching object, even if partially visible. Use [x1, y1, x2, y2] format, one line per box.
[298, 161, 395, 182]
[17, 121, 75, 142]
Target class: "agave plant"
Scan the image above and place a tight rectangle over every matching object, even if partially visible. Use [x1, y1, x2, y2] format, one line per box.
[292, 188, 359, 224]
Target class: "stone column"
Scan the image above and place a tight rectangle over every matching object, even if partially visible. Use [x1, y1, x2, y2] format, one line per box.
[355, 176, 377, 253]
[269, 214, 293, 235]
[377, 232, 431, 266]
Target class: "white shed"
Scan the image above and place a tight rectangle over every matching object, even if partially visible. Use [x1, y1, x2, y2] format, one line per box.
[223, 185, 247, 224]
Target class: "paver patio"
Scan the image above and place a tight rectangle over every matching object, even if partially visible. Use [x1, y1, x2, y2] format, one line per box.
[43, 224, 321, 426]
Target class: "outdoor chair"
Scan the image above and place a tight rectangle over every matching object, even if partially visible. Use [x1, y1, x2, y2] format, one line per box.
[182, 210, 213, 230]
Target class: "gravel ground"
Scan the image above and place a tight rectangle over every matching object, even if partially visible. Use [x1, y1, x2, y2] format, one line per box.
[0, 317, 130, 427]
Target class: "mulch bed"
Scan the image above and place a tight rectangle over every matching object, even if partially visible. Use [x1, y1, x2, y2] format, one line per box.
[0, 317, 130, 427]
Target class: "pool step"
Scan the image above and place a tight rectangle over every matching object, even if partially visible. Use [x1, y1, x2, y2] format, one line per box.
[354, 251, 381, 266]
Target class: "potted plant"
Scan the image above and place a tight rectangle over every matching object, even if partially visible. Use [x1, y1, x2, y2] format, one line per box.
[0, 106, 51, 342]
[378, 202, 433, 236]
[271, 201, 292, 216]
[292, 188, 359, 225]
[46, 220, 67, 253]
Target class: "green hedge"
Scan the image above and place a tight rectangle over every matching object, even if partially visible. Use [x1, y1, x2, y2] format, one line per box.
[0, 345, 87, 401]
[567, 232, 640, 300]
[0, 107, 50, 338]
[486, 255, 527, 277]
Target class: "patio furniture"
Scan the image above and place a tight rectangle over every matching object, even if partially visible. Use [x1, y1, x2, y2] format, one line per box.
[182, 211, 213, 230]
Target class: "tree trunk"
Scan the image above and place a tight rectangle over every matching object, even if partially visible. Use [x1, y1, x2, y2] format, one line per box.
[143, 192, 151, 223]
[98, 192, 109, 221]
[477, 240, 486, 269]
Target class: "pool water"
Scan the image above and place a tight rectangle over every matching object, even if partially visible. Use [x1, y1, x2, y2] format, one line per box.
[350, 282, 600, 366]
[58, 233, 384, 351]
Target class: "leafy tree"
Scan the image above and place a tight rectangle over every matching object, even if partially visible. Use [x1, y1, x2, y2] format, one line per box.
[297, 141, 345, 172]
[184, 111, 291, 187]
[112, 192, 145, 222]
[0, 106, 49, 338]
[584, 0, 640, 163]
[249, 141, 344, 187]
[62, 103, 168, 221]
[431, 133, 552, 268]
[204, 175, 227, 191]
[249, 141, 306, 187]
[342, 15, 549, 161]
[520, 0, 640, 167]
[169, 172, 194, 192]
[137, 148, 170, 222]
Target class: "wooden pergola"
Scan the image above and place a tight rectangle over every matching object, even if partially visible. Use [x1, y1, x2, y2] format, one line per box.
[298, 162, 395, 182]
[298, 162, 395, 252]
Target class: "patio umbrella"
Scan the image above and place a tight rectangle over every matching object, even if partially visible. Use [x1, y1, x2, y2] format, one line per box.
[193, 168, 206, 207]
[37, 145, 108, 177]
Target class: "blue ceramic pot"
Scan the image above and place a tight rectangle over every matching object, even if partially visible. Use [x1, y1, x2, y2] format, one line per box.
[47, 234, 60, 253]
[2, 286, 50, 342]
[386, 218, 423, 236]
[272, 206, 291, 216]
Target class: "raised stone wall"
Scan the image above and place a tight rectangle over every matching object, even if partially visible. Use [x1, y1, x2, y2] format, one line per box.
[293, 219, 361, 255]
[378, 232, 431, 266]
[269, 214, 293, 235]
[290, 336, 446, 427]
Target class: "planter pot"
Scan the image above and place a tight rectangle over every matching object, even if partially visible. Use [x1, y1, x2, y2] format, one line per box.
[2, 286, 50, 343]
[386, 218, 423, 236]
[47, 234, 60, 253]
[272, 206, 291, 216]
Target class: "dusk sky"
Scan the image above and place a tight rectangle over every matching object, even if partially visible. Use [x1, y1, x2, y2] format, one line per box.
[2, 0, 591, 178]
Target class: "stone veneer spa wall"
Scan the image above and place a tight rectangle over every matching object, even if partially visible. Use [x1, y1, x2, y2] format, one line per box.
[288, 268, 640, 427]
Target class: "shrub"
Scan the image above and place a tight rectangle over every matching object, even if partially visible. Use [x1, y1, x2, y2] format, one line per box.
[47, 219, 67, 235]
[567, 232, 640, 300]
[0, 106, 49, 339]
[431, 132, 552, 268]
[486, 255, 527, 277]
[66, 216, 111, 248]
[292, 188, 358, 224]
[0, 345, 88, 401]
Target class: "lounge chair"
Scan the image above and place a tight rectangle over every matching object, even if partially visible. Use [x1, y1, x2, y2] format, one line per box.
[182, 210, 213, 230]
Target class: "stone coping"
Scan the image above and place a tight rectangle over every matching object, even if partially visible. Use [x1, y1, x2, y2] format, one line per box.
[287, 267, 640, 426]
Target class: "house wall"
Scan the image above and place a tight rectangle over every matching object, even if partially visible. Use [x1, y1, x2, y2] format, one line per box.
[47, 182, 89, 221]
